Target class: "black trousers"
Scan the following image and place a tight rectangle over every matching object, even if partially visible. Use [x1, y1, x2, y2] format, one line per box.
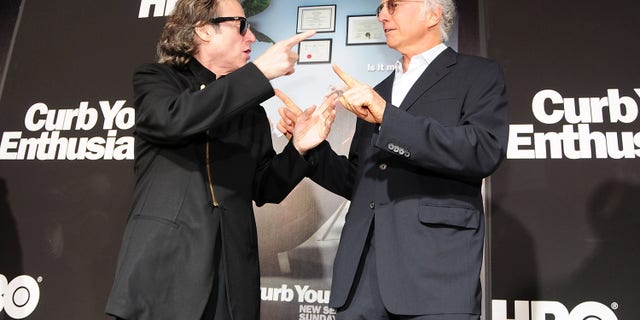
[200, 217, 231, 320]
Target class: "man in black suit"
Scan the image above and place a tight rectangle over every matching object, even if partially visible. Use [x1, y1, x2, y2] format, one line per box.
[278, 0, 509, 319]
[104, 0, 336, 319]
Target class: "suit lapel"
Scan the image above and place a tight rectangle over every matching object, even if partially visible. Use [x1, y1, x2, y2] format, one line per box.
[376, 72, 395, 100]
[398, 47, 457, 112]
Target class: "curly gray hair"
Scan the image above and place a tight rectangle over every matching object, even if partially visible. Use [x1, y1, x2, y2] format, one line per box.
[422, 0, 456, 42]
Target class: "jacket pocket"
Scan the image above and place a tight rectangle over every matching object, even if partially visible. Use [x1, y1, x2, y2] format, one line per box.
[418, 205, 479, 230]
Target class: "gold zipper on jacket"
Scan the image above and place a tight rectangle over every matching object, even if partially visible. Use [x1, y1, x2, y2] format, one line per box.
[206, 129, 219, 207]
[201, 83, 219, 207]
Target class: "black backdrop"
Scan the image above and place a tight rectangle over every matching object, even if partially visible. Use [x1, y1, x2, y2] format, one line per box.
[2, 0, 639, 319]
[487, 0, 640, 319]
[1, 1, 158, 318]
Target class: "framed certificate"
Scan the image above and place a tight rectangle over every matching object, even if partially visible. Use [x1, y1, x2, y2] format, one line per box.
[346, 15, 386, 45]
[296, 5, 336, 33]
[298, 39, 332, 64]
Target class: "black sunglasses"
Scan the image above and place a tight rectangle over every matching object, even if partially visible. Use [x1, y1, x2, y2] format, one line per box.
[376, 0, 424, 17]
[210, 16, 250, 36]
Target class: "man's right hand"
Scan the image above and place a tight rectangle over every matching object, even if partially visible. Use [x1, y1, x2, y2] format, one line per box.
[275, 89, 302, 139]
[274, 89, 337, 155]
[253, 31, 316, 80]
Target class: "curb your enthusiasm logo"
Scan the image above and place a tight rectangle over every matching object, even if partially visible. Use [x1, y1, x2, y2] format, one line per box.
[508, 88, 640, 160]
[0, 100, 134, 161]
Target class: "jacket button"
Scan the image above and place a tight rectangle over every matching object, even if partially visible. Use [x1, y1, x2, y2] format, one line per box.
[379, 163, 387, 170]
[369, 202, 375, 209]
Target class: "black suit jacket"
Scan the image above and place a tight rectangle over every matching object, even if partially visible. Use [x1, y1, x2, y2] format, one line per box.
[105, 60, 310, 320]
[308, 48, 509, 315]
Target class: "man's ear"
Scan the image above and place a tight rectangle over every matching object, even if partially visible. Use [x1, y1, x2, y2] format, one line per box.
[426, 6, 443, 30]
[195, 23, 212, 42]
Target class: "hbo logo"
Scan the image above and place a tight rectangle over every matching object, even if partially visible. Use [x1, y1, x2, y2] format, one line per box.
[0, 274, 41, 319]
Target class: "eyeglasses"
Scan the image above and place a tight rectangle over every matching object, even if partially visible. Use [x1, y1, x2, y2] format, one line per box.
[376, 0, 425, 17]
[210, 16, 250, 36]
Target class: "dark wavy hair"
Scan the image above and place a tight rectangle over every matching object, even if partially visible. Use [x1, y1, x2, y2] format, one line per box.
[156, 0, 220, 66]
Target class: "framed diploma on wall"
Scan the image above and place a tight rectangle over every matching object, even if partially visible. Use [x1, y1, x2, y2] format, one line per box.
[346, 15, 386, 45]
[296, 5, 336, 33]
[297, 39, 332, 64]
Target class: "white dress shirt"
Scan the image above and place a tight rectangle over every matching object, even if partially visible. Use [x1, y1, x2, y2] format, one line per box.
[391, 43, 448, 107]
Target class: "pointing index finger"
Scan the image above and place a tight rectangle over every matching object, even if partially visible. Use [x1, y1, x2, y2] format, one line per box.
[274, 89, 303, 114]
[332, 64, 360, 88]
[283, 30, 316, 48]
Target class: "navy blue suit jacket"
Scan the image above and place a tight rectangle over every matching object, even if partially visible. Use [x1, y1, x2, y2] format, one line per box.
[308, 47, 509, 315]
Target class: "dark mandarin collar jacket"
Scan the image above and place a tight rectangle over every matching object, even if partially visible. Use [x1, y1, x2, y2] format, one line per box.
[106, 59, 310, 320]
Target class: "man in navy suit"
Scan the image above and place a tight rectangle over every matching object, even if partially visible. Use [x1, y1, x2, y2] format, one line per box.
[278, 0, 509, 319]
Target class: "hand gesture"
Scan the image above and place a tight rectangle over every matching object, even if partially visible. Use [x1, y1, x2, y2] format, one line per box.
[332, 64, 387, 124]
[275, 89, 302, 139]
[253, 31, 316, 80]
[274, 89, 337, 155]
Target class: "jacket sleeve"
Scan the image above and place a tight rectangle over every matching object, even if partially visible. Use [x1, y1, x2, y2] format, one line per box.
[373, 60, 509, 181]
[304, 130, 361, 201]
[251, 110, 312, 206]
[133, 62, 274, 145]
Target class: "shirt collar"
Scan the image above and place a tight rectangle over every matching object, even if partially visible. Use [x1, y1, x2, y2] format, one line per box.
[395, 43, 448, 75]
[187, 58, 217, 84]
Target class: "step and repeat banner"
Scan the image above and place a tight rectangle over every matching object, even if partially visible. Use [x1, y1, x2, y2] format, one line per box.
[0, 1, 469, 319]
[486, 0, 640, 319]
[4, 0, 639, 320]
